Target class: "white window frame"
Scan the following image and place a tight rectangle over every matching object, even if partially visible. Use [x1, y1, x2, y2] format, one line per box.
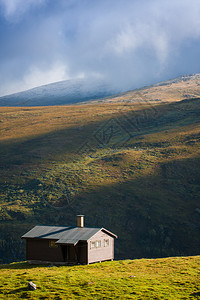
[96, 240, 101, 248]
[90, 241, 96, 249]
[104, 239, 109, 247]
[90, 240, 102, 249]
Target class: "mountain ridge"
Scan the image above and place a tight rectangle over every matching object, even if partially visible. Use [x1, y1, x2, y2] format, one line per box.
[0, 77, 122, 107]
[1, 74, 200, 107]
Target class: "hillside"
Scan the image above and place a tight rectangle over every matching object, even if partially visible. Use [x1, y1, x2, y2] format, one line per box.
[0, 77, 121, 107]
[100, 74, 200, 104]
[0, 75, 200, 264]
[0, 74, 200, 107]
[0, 257, 199, 299]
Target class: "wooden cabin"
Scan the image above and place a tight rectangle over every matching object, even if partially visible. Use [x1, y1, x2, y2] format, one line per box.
[21, 215, 118, 265]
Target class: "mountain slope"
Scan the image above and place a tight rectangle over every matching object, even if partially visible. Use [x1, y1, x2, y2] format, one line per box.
[0, 74, 200, 107]
[0, 94, 200, 263]
[0, 78, 121, 107]
[100, 73, 200, 104]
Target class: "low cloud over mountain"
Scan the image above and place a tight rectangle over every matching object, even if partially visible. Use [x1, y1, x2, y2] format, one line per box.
[0, 0, 200, 96]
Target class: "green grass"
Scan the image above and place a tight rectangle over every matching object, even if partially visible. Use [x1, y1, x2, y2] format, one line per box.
[0, 257, 199, 299]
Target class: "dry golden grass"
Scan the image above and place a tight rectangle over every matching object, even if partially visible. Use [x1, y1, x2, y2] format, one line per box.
[98, 75, 200, 104]
[0, 103, 156, 142]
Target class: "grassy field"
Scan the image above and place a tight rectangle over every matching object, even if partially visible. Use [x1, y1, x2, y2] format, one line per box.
[0, 256, 199, 299]
[0, 79, 200, 263]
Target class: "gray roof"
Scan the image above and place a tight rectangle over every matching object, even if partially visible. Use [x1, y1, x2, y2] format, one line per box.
[22, 225, 117, 245]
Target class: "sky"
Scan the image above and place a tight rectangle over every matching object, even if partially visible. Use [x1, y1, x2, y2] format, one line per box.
[0, 0, 200, 96]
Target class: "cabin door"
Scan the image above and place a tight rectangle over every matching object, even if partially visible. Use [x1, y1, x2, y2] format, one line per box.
[61, 245, 77, 263]
[61, 245, 68, 262]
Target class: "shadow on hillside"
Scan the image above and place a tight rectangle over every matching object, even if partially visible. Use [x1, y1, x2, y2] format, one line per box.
[61, 154, 200, 259]
[0, 98, 199, 171]
[0, 154, 199, 263]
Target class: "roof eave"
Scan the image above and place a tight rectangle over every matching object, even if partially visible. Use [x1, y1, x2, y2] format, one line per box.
[21, 236, 59, 240]
[101, 228, 118, 239]
[56, 241, 78, 246]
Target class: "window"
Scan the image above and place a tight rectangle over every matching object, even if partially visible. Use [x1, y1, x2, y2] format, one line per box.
[90, 240, 101, 249]
[90, 241, 96, 249]
[96, 240, 101, 248]
[49, 240, 58, 248]
[104, 239, 109, 247]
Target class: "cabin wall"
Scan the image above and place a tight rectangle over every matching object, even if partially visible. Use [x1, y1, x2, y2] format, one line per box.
[26, 239, 64, 262]
[88, 231, 114, 264]
[26, 239, 88, 264]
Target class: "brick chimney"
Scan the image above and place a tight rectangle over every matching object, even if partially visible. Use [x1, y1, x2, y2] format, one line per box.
[77, 215, 84, 228]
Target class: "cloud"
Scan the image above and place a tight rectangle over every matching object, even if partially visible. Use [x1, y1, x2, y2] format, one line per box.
[0, 0, 46, 21]
[23, 62, 69, 91]
[0, 0, 200, 96]
[106, 23, 169, 66]
[0, 62, 71, 96]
